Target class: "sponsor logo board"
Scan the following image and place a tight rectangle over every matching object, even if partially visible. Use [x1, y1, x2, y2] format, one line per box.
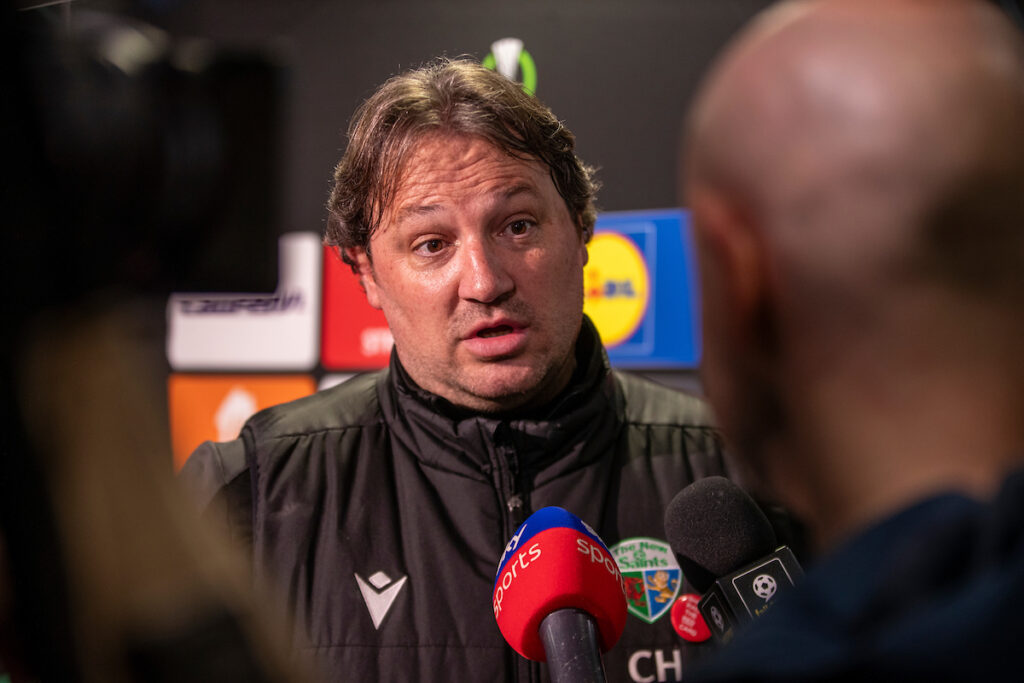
[321, 246, 392, 370]
[589, 209, 701, 368]
[167, 232, 321, 370]
[168, 373, 315, 470]
[584, 231, 651, 346]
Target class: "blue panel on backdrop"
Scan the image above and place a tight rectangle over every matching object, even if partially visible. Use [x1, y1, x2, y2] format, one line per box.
[586, 208, 701, 368]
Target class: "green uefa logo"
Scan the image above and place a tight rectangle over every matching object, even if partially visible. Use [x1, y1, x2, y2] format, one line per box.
[482, 37, 537, 95]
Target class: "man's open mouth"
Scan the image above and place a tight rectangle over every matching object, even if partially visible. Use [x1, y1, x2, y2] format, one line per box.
[477, 325, 514, 338]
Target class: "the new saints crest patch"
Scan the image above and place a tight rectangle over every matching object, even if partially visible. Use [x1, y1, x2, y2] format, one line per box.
[610, 537, 682, 624]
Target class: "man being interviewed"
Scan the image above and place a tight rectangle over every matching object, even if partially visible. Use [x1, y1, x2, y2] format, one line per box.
[182, 58, 732, 682]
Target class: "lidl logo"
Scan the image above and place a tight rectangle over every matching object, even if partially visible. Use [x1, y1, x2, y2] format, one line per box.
[583, 231, 650, 347]
[482, 37, 537, 95]
[611, 537, 682, 624]
[590, 210, 701, 368]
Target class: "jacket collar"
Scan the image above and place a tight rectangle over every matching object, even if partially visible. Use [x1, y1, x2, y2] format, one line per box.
[377, 316, 624, 474]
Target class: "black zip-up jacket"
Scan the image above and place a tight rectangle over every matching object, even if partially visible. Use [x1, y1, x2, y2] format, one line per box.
[181, 320, 729, 682]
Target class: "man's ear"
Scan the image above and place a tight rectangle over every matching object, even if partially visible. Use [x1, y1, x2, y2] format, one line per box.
[578, 217, 591, 266]
[344, 247, 383, 310]
[690, 188, 769, 334]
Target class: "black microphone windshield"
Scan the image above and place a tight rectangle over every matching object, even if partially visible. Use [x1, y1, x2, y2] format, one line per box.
[664, 476, 776, 593]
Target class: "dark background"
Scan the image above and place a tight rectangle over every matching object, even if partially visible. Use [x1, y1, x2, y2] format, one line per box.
[151, 0, 776, 239]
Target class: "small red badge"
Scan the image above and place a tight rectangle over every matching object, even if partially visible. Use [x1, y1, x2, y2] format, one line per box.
[670, 593, 711, 642]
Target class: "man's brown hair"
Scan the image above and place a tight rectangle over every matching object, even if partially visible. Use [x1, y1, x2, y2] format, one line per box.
[325, 58, 599, 269]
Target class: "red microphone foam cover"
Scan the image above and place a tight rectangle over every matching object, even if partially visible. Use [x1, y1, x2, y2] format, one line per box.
[493, 526, 627, 661]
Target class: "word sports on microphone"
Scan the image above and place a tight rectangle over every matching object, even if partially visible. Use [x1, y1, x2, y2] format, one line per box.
[493, 507, 627, 682]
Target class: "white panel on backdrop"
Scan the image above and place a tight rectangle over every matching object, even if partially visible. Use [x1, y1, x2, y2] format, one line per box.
[319, 374, 356, 391]
[166, 231, 321, 370]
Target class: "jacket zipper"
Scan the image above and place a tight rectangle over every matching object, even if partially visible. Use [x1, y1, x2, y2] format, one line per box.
[493, 423, 536, 682]
[492, 421, 525, 534]
[502, 451, 526, 531]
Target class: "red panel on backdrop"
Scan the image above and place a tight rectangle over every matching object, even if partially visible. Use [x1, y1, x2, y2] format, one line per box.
[321, 246, 393, 370]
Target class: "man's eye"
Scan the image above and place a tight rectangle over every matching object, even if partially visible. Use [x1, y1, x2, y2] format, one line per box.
[414, 238, 446, 255]
[506, 220, 534, 236]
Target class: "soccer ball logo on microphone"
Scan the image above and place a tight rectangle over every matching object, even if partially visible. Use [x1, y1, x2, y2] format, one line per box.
[709, 605, 725, 631]
[751, 574, 778, 601]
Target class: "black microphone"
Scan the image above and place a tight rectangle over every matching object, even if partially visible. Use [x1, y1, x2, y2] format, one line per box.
[664, 477, 803, 643]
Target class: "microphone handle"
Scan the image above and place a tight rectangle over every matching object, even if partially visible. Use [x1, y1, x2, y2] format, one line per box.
[538, 608, 608, 683]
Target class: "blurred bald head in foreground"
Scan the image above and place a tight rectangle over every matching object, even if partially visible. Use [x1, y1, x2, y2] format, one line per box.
[684, 0, 1024, 550]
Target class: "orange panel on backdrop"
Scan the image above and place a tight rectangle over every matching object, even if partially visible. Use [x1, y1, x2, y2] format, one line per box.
[168, 374, 316, 470]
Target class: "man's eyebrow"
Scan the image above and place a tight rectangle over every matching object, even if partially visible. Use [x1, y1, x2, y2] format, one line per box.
[394, 202, 442, 223]
[500, 182, 539, 200]
[393, 183, 540, 224]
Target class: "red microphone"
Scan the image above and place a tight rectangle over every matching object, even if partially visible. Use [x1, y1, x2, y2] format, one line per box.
[493, 507, 627, 683]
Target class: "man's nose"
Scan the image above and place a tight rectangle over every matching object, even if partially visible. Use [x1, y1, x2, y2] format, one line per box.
[457, 238, 514, 304]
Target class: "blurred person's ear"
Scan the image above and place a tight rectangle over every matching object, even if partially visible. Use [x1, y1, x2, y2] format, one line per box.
[690, 188, 770, 344]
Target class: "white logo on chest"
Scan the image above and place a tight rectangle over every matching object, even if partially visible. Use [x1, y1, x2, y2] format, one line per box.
[355, 571, 408, 629]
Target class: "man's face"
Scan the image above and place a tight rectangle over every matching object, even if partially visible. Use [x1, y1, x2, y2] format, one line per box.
[348, 133, 588, 413]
